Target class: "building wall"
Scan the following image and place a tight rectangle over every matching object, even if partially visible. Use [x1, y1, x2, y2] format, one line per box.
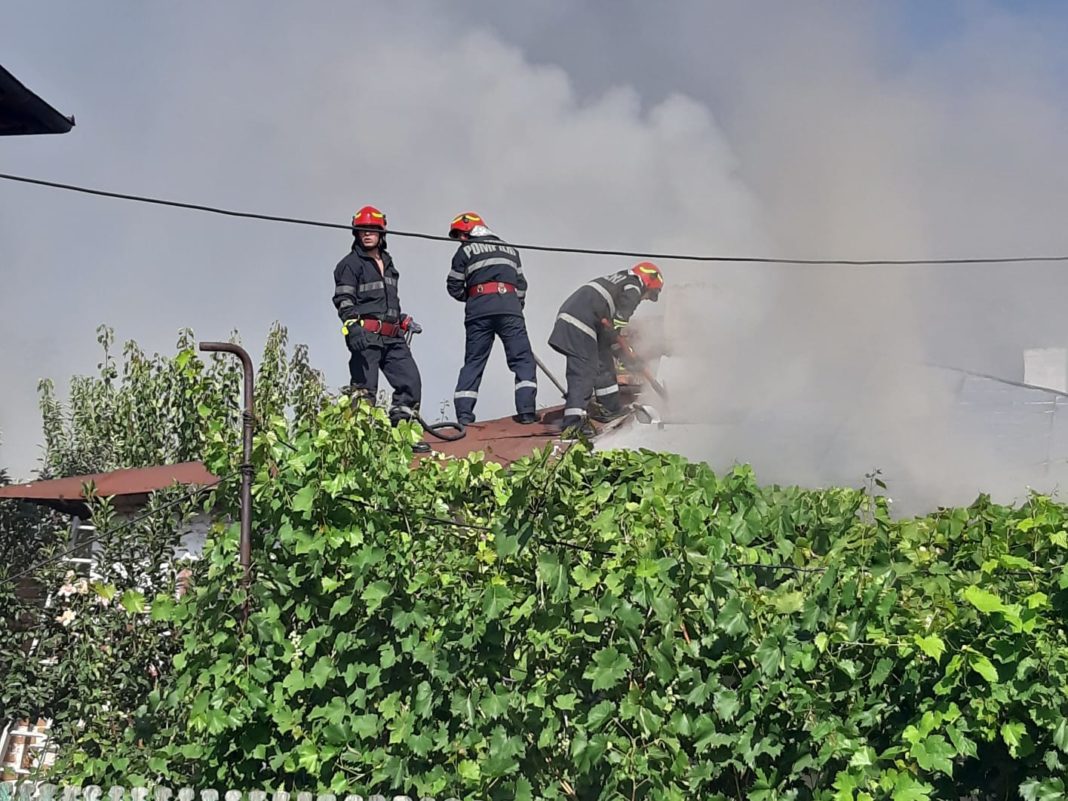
[175, 512, 212, 560]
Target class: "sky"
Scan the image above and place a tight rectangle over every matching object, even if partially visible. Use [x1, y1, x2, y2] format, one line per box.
[3, 1, 1068, 507]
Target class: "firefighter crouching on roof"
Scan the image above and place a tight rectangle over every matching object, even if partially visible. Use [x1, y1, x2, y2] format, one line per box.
[446, 212, 538, 425]
[333, 205, 430, 453]
[548, 262, 664, 431]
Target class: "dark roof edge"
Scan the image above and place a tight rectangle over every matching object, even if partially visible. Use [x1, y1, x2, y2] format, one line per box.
[926, 362, 1068, 399]
[0, 63, 74, 135]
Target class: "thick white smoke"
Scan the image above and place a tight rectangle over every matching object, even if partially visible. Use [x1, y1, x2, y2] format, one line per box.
[4, 2, 1068, 515]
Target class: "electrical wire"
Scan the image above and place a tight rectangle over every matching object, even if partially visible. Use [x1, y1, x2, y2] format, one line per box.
[4, 172, 1068, 266]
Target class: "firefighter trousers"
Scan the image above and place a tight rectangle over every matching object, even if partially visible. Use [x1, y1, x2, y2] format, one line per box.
[347, 331, 422, 422]
[552, 337, 622, 428]
[453, 314, 537, 423]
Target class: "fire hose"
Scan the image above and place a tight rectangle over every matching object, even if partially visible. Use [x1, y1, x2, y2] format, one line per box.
[405, 328, 467, 441]
[403, 325, 665, 443]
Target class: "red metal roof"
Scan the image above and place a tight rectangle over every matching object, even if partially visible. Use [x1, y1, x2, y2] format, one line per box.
[0, 461, 217, 503]
[0, 409, 629, 507]
[421, 406, 572, 465]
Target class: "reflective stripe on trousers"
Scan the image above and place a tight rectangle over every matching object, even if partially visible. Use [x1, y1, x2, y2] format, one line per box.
[454, 315, 536, 421]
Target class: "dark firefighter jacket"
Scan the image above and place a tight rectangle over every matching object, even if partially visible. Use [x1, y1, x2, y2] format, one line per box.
[561, 270, 645, 328]
[446, 235, 527, 321]
[333, 241, 403, 324]
[548, 270, 645, 355]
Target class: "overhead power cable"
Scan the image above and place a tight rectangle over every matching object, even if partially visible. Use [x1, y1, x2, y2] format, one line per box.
[3, 172, 1068, 266]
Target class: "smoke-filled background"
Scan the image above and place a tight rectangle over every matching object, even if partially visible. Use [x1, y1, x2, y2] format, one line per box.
[3, 1, 1068, 511]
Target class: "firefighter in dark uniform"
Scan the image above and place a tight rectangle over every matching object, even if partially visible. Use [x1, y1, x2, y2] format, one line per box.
[333, 205, 429, 452]
[548, 262, 664, 431]
[446, 212, 538, 425]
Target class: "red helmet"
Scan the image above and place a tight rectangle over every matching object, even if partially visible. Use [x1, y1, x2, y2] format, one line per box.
[449, 211, 485, 239]
[352, 205, 387, 231]
[631, 262, 664, 296]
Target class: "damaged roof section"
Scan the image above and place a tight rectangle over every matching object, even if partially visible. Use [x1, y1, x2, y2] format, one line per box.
[0, 64, 74, 136]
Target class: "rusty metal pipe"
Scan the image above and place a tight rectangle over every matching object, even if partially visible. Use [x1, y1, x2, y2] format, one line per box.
[198, 342, 254, 613]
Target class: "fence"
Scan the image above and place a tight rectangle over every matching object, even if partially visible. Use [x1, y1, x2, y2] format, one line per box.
[0, 786, 460, 801]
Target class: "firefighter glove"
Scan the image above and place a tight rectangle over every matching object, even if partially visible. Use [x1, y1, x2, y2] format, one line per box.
[343, 320, 367, 352]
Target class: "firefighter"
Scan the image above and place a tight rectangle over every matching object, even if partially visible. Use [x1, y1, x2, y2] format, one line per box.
[547, 262, 664, 431]
[333, 205, 429, 452]
[446, 212, 538, 425]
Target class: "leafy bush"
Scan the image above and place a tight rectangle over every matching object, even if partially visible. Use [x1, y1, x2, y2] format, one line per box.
[37, 323, 325, 478]
[1, 324, 326, 777]
[0, 460, 63, 725]
[1, 492, 200, 772]
[61, 396, 1068, 801]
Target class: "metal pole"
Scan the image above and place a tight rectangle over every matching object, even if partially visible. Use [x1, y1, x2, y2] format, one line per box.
[617, 339, 670, 401]
[198, 342, 254, 615]
[533, 352, 567, 398]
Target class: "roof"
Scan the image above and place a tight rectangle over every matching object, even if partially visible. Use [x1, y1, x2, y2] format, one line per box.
[421, 406, 583, 464]
[7, 365, 1066, 517]
[0, 461, 217, 515]
[0, 64, 74, 136]
[0, 409, 630, 513]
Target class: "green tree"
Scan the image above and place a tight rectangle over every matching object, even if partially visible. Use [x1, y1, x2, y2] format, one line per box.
[9, 326, 1068, 800]
[67, 397, 1067, 800]
[0, 441, 65, 730]
[1, 323, 327, 778]
[37, 322, 326, 477]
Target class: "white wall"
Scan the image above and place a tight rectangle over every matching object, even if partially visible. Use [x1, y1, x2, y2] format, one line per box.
[1024, 348, 1068, 393]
